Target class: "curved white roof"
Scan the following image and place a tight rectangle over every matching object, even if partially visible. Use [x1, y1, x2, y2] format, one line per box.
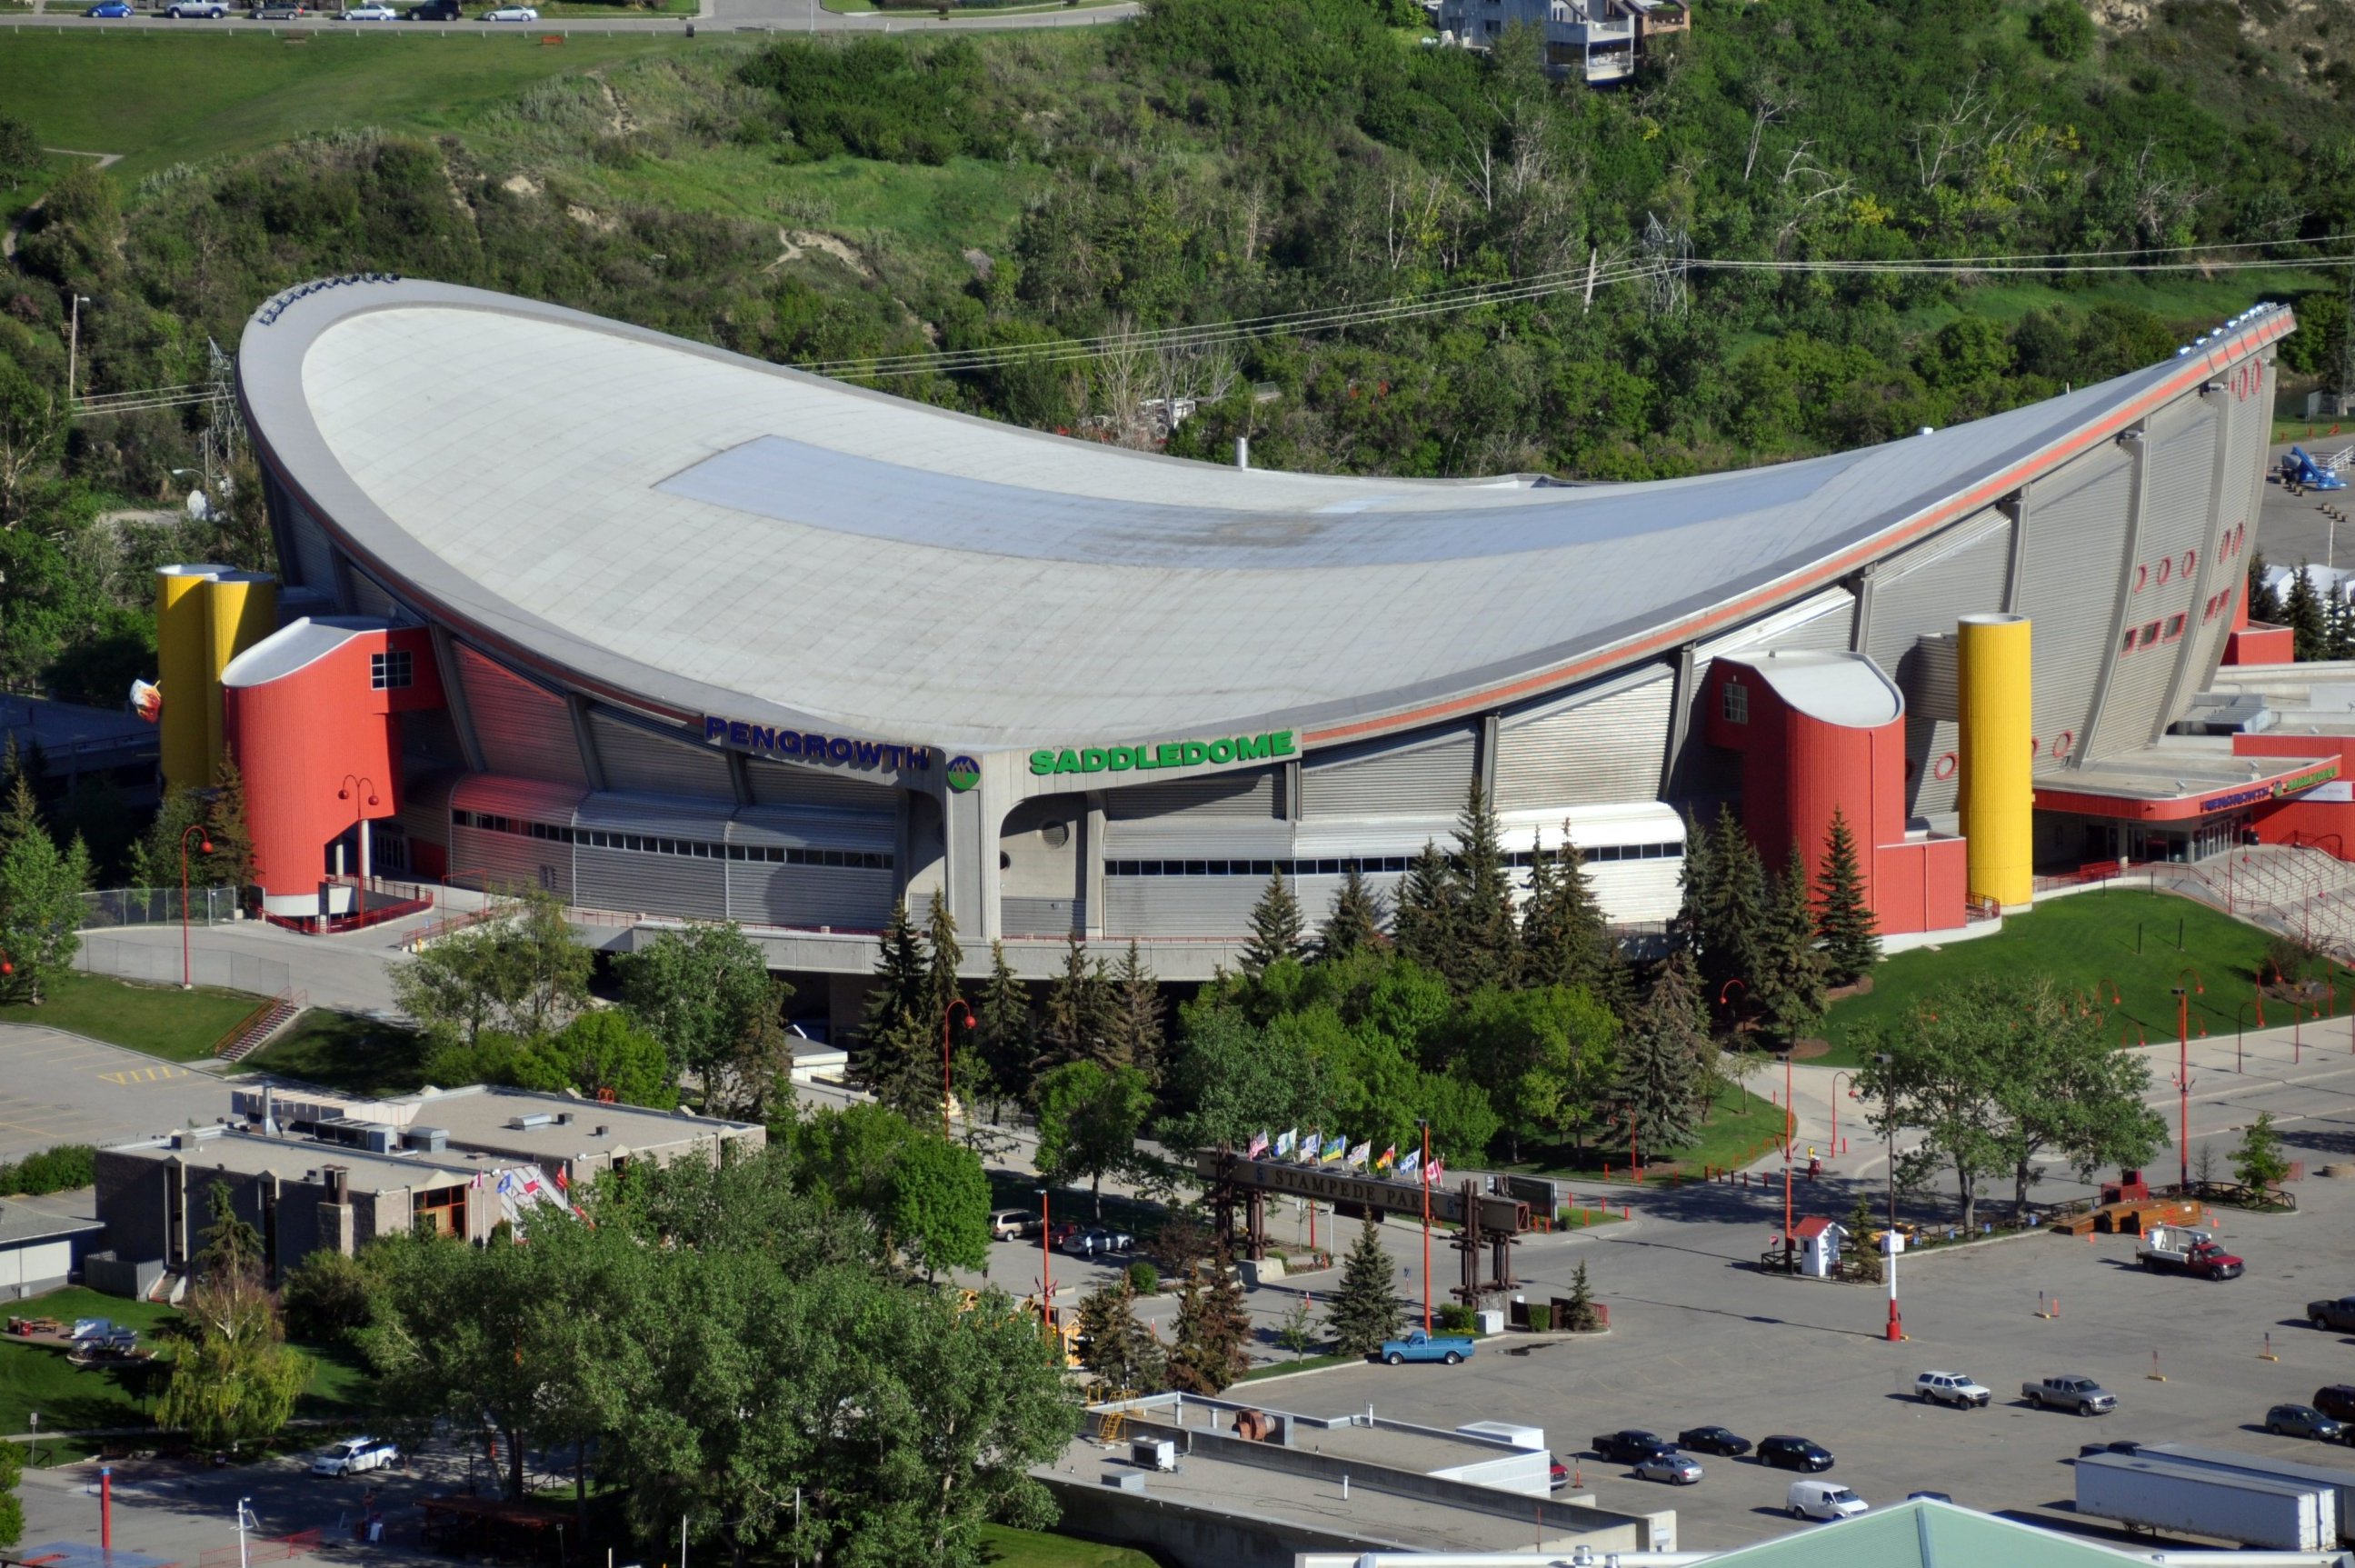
[235, 279, 2293, 753]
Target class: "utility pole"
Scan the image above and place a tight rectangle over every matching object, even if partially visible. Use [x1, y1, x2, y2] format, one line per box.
[2340, 268, 2354, 417]
[65, 294, 91, 408]
[1581, 247, 1598, 315]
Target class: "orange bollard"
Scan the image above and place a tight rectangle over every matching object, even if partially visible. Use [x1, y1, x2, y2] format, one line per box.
[1622, 1204, 1631, 1220]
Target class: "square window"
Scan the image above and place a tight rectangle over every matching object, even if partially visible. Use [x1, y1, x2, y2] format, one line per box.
[1721, 681, 1749, 724]
[2163, 614, 2186, 642]
[2140, 620, 2161, 645]
[368, 649, 414, 691]
[2120, 629, 2139, 654]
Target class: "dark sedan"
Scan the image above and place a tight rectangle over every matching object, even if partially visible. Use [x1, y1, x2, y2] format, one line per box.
[1677, 1425, 1752, 1458]
[1755, 1435, 1834, 1473]
[1592, 1430, 1676, 1464]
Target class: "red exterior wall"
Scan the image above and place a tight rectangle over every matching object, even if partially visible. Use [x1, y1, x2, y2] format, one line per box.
[1704, 656, 1966, 935]
[2239, 731, 2355, 858]
[2224, 624, 2295, 664]
[224, 626, 441, 898]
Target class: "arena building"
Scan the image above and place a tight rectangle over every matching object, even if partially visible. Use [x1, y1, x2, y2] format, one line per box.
[187, 277, 2315, 1027]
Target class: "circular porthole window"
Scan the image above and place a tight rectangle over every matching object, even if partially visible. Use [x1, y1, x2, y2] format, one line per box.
[1042, 821, 1071, 850]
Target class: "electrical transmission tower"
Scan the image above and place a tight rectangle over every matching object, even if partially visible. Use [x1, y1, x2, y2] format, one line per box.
[1642, 213, 1692, 315]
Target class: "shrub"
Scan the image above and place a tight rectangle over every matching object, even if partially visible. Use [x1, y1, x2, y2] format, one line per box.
[1126, 1261, 1160, 1296]
[0, 1144, 96, 1196]
[1435, 1303, 1478, 1335]
[1525, 1303, 1552, 1333]
[2027, 0, 2094, 61]
[2260, 933, 2320, 986]
[279, 1250, 374, 1343]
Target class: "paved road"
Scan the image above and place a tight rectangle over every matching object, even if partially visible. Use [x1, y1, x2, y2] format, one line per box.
[0, 0, 1134, 33]
[2255, 443, 2354, 576]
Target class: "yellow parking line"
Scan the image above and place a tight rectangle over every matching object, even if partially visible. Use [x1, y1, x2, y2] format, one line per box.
[97, 1065, 189, 1086]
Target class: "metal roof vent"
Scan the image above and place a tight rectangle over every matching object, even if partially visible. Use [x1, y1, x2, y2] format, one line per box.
[507, 1114, 555, 1131]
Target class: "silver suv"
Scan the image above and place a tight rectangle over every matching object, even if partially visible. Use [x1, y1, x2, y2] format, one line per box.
[1915, 1371, 1991, 1408]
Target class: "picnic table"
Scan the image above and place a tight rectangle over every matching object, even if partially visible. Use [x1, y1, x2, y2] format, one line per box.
[7, 1315, 65, 1337]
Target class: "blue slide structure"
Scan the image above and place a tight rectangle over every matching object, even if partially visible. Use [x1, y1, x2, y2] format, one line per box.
[2281, 445, 2349, 491]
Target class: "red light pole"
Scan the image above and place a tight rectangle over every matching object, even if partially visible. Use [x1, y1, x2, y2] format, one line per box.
[1871, 1050, 1901, 1342]
[177, 824, 213, 991]
[1830, 1070, 1861, 1154]
[940, 998, 974, 1139]
[2172, 966, 2203, 1193]
[1417, 1116, 1432, 1335]
[1037, 1185, 1052, 1345]
[2232, 999, 2261, 1075]
[336, 774, 379, 894]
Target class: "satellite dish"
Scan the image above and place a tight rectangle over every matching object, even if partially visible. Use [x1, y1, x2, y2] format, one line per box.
[185, 490, 212, 521]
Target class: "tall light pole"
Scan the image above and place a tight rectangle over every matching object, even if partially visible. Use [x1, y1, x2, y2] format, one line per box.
[66, 294, 91, 407]
[2172, 965, 2203, 1193]
[1875, 1051, 1899, 1342]
[1036, 1185, 1052, 1348]
[178, 824, 213, 990]
[940, 998, 973, 1139]
[237, 1495, 254, 1568]
[337, 774, 379, 891]
[1830, 1070, 1860, 1154]
[1417, 1116, 1432, 1335]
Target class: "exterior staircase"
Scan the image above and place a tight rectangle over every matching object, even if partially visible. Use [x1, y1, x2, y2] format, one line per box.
[211, 989, 305, 1064]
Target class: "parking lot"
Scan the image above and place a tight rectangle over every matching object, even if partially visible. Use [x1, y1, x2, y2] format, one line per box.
[0, 1024, 235, 1164]
[1261, 1146, 2355, 1552]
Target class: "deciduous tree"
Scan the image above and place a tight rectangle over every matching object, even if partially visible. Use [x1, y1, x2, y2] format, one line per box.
[391, 888, 592, 1046]
[513, 1008, 678, 1108]
[617, 922, 789, 1114]
[1033, 1059, 1153, 1217]
[0, 770, 91, 1006]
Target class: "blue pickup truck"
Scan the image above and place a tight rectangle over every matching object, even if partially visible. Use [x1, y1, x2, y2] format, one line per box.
[1380, 1329, 1475, 1366]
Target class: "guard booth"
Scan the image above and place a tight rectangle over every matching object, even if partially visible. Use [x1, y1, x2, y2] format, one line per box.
[1791, 1216, 1845, 1278]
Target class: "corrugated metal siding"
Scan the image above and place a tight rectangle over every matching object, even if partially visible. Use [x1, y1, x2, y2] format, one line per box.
[346, 570, 399, 621]
[1760, 593, 1858, 652]
[727, 861, 893, 929]
[450, 774, 590, 821]
[394, 772, 456, 853]
[589, 711, 734, 800]
[1586, 861, 1683, 926]
[1103, 769, 1278, 820]
[2175, 375, 2265, 710]
[1671, 589, 1854, 798]
[1301, 728, 1473, 820]
[455, 647, 589, 787]
[743, 757, 902, 812]
[573, 793, 733, 837]
[1102, 818, 1297, 856]
[1494, 671, 1673, 812]
[1289, 871, 1404, 933]
[728, 807, 893, 852]
[1103, 877, 1262, 937]
[576, 845, 726, 920]
[450, 823, 570, 898]
[1867, 513, 2011, 674]
[2016, 448, 2133, 773]
[283, 498, 337, 596]
[2091, 405, 2217, 759]
[400, 708, 469, 768]
[1003, 896, 1084, 937]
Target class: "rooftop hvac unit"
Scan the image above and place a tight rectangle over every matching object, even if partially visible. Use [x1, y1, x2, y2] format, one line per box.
[506, 1114, 555, 1131]
[404, 1126, 448, 1154]
[1130, 1438, 1176, 1473]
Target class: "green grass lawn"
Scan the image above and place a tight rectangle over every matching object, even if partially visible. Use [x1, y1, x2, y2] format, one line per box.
[0, 969, 264, 1061]
[0, 1287, 178, 1454]
[1503, 1081, 1788, 1182]
[0, 33, 705, 181]
[977, 1523, 1161, 1568]
[1821, 888, 2277, 1066]
[230, 1008, 425, 1096]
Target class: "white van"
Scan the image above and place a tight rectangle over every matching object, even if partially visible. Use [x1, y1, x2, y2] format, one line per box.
[1787, 1479, 1869, 1521]
[988, 1209, 1034, 1241]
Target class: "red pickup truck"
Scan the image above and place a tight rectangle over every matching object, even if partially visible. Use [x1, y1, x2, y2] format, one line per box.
[2136, 1225, 2244, 1280]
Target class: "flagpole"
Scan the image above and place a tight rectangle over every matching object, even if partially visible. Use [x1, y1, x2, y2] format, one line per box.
[1417, 1117, 1432, 1336]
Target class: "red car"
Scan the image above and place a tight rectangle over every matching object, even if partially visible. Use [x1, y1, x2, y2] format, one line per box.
[1043, 1221, 1081, 1250]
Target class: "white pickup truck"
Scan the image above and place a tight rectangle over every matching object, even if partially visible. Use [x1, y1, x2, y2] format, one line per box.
[1915, 1371, 1991, 1408]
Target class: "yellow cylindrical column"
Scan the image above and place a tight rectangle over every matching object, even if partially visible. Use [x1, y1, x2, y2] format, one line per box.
[155, 564, 223, 792]
[201, 570, 276, 776]
[1959, 612, 2033, 908]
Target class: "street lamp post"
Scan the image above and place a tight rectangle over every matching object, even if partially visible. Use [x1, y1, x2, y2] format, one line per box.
[1036, 1186, 1052, 1347]
[2172, 966, 2203, 1193]
[1874, 1051, 1900, 1342]
[2232, 998, 2262, 1074]
[178, 824, 213, 991]
[336, 774, 379, 897]
[1417, 1116, 1432, 1336]
[1830, 1071, 1861, 1154]
[940, 998, 974, 1140]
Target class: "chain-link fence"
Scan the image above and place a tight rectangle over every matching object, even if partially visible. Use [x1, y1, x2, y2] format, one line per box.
[76, 935, 291, 998]
[78, 885, 241, 930]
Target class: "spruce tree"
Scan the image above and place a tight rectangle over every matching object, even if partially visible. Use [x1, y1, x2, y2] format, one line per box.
[1757, 847, 1828, 1052]
[1698, 805, 1767, 1028]
[1326, 1213, 1405, 1358]
[2331, 592, 2355, 662]
[972, 941, 1033, 1115]
[1448, 778, 1520, 994]
[1521, 829, 1617, 1001]
[855, 899, 935, 1119]
[1167, 1246, 1252, 1395]
[2249, 549, 2282, 624]
[126, 784, 208, 892]
[1615, 965, 1702, 1156]
[1077, 1279, 1165, 1394]
[924, 888, 963, 1017]
[1318, 866, 1385, 960]
[1812, 807, 1880, 986]
[1669, 809, 1714, 963]
[1037, 933, 1116, 1073]
[1392, 840, 1457, 975]
[205, 745, 257, 892]
[2285, 562, 2328, 660]
[1107, 940, 1166, 1085]
[1563, 1259, 1599, 1331]
[1241, 867, 1306, 976]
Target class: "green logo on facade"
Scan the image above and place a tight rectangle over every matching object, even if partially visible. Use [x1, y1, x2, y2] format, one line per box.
[946, 754, 982, 794]
[1028, 730, 1297, 777]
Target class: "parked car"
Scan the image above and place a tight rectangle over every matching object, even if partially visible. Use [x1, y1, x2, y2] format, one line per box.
[1676, 1425, 1751, 1458]
[1756, 1435, 1834, 1473]
[84, 3, 135, 15]
[2266, 1403, 2348, 1443]
[479, 4, 537, 15]
[340, 4, 396, 15]
[987, 1209, 1034, 1242]
[2079, 1440, 2142, 1458]
[1910, 1491, 1956, 1503]
[1632, 1452, 1703, 1485]
[1787, 1478, 1869, 1521]
[2314, 1386, 2355, 1425]
[404, 0, 459, 15]
[311, 1436, 399, 1476]
[1063, 1226, 1135, 1257]
[1379, 1330, 1474, 1366]
[1041, 1221, 1080, 1250]
[250, 2, 308, 15]
[2023, 1375, 2117, 1415]
[1549, 1457, 1568, 1492]
[2309, 1296, 2355, 1333]
[1915, 1371, 1992, 1409]
[1592, 1430, 1677, 1464]
[165, 2, 233, 15]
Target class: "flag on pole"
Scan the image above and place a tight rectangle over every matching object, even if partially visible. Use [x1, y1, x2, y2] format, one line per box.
[554, 1165, 570, 1192]
[1345, 1140, 1372, 1169]
[1301, 1131, 1322, 1162]
[1393, 1148, 1421, 1177]
[1375, 1144, 1397, 1173]
[1247, 1130, 1270, 1160]
[1426, 1157, 1446, 1187]
[1320, 1134, 1347, 1164]
[1275, 1129, 1297, 1159]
